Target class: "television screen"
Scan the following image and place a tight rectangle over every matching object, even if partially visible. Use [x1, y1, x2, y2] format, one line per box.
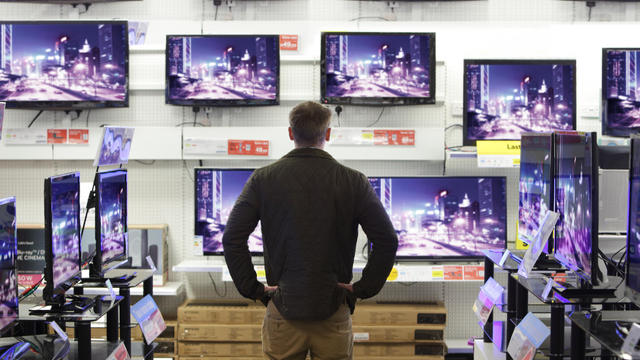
[97, 170, 127, 267]
[166, 35, 279, 106]
[47, 173, 81, 289]
[321, 32, 436, 105]
[602, 48, 640, 137]
[195, 169, 263, 255]
[554, 132, 598, 283]
[518, 133, 554, 252]
[626, 135, 640, 305]
[0, 21, 128, 109]
[463, 60, 576, 145]
[0, 198, 17, 334]
[367, 176, 507, 259]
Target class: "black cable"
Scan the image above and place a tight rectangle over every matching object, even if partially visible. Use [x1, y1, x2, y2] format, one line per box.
[134, 160, 156, 165]
[85, 109, 91, 127]
[586, 1, 595, 21]
[349, 16, 389, 22]
[444, 124, 463, 131]
[367, 107, 386, 127]
[27, 110, 44, 128]
[208, 272, 227, 297]
[214, 4, 220, 20]
[175, 122, 207, 127]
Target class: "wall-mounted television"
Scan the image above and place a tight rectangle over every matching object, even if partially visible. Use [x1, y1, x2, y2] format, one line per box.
[463, 60, 576, 146]
[321, 32, 436, 105]
[194, 168, 263, 255]
[518, 132, 554, 253]
[553, 131, 599, 284]
[367, 176, 507, 260]
[166, 35, 279, 107]
[0, 21, 129, 109]
[602, 48, 640, 137]
[626, 135, 640, 306]
[0, 197, 18, 336]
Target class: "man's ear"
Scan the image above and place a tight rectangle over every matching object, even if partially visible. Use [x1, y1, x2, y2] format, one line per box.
[325, 128, 331, 142]
[288, 127, 294, 141]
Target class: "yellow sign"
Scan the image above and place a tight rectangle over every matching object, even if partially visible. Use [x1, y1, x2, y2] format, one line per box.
[516, 224, 529, 250]
[476, 140, 521, 168]
[387, 267, 398, 281]
[431, 269, 444, 279]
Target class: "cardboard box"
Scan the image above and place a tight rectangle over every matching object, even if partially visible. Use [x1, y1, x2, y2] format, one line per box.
[355, 357, 443, 360]
[178, 342, 263, 357]
[158, 320, 177, 339]
[178, 300, 265, 324]
[354, 342, 445, 357]
[155, 340, 176, 355]
[178, 324, 262, 342]
[352, 303, 447, 326]
[353, 324, 445, 342]
[179, 358, 262, 360]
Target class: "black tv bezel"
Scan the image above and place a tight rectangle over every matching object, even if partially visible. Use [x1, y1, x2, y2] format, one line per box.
[165, 34, 281, 107]
[626, 135, 640, 306]
[0, 20, 129, 110]
[320, 31, 437, 106]
[601, 48, 640, 137]
[43, 172, 82, 305]
[552, 131, 599, 285]
[0, 197, 18, 337]
[91, 169, 128, 278]
[194, 167, 263, 256]
[366, 175, 508, 261]
[462, 59, 578, 146]
[517, 132, 555, 253]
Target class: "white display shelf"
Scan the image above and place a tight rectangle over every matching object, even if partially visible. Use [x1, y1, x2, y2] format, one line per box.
[446, 339, 474, 354]
[473, 338, 506, 360]
[21, 281, 184, 297]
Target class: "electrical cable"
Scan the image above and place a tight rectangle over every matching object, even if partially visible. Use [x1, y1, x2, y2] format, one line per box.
[367, 107, 386, 127]
[27, 110, 44, 128]
[214, 4, 220, 20]
[134, 160, 156, 165]
[208, 272, 228, 297]
[349, 16, 389, 22]
[175, 122, 207, 127]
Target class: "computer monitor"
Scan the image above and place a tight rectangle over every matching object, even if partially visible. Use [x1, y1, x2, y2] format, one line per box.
[194, 168, 263, 255]
[553, 132, 599, 284]
[367, 176, 507, 259]
[165, 35, 280, 107]
[91, 169, 128, 277]
[320, 32, 436, 105]
[625, 135, 640, 305]
[602, 48, 640, 137]
[0, 197, 18, 335]
[43, 172, 81, 304]
[518, 132, 554, 252]
[463, 60, 576, 145]
[0, 21, 128, 110]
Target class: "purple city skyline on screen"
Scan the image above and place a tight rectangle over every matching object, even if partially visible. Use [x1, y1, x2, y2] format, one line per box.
[323, 34, 432, 99]
[0, 199, 17, 333]
[604, 49, 640, 136]
[627, 138, 640, 294]
[368, 177, 506, 258]
[50, 176, 80, 287]
[554, 133, 595, 279]
[0, 270, 17, 333]
[167, 36, 278, 102]
[98, 172, 127, 264]
[0, 23, 127, 103]
[195, 169, 262, 254]
[465, 62, 575, 141]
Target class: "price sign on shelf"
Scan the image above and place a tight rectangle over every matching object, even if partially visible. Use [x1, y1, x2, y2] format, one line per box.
[279, 34, 299, 51]
[228, 139, 269, 156]
[47, 129, 68, 144]
[373, 130, 415, 146]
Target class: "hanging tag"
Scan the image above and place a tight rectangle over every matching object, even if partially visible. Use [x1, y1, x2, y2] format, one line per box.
[146, 255, 157, 272]
[499, 249, 511, 267]
[541, 278, 555, 299]
[105, 279, 117, 303]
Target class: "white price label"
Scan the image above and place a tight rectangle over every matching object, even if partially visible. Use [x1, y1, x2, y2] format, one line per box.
[622, 323, 640, 357]
[353, 333, 370, 341]
[105, 279, 117, 301]
[499, 249, 511, 267]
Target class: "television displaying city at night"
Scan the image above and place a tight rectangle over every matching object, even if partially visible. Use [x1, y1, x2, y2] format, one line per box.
[0, 22, 128, 108]
[321, 32, 435, 105]
[368, 177, 507, 258]
[518, 133, 553, 253]
[166, 35, 279, 106]
[554, 132, 597, 282]
[195, 169, 263, 255]
[98, 170, 127, 265]
[0, 198, 17, 334]
[464, 60, 576, 144]
[603, 49, 640, 136]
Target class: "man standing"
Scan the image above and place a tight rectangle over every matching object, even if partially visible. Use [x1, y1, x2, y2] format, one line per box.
[223, 101, 398, 360]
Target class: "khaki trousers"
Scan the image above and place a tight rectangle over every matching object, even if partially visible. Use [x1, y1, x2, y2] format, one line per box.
[262, 301, 353, 360]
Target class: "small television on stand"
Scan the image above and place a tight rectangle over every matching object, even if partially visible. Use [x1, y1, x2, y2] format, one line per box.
[625, 135, 640, 305]
[602, 48, 640, 137]
[0, 197, 18, 336]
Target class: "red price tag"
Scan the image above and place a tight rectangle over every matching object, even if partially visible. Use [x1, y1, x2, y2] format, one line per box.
[68, 129, 89, 144]
[47, 129, 68, 144]
[464, 265, 485, 281]
[279, 34, 299, 51]
[228, 140, 269, 156]
[443, 265, 464, 281]
[373, 129, 415, 146]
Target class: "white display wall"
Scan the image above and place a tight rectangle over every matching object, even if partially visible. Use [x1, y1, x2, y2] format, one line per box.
[0, 0, 638, 340]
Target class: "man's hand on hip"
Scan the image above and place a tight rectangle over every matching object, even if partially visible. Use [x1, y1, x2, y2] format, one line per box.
[264, 285, 278, 293]
[337, 282, 353, 293]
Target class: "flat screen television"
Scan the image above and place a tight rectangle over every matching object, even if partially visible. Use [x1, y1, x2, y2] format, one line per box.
[463, 60, 576, 146]
[553, 131, 599, 284]
[194, 168, 263, 255]
[43, 172, 81, 304]
[367, 176, 507, 259]
[91, 169, 128, 277]
[320, 32, 436, 105]
[626, 135, 640, 306]
[165, 35, 279, 107]
[0, 21, 128, 110]
[0, 197, 18, 335]
[602, 48, 640, 137]
[518, 132, 554, 253]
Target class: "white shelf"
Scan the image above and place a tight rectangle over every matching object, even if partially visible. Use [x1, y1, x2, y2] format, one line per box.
[473, 338, 506, 360]
[81, 281, 185, 297]
[172, 259, 226, 273]
[447, 339, 474, 354]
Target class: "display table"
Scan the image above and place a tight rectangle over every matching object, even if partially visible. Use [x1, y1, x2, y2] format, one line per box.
[568, 310, 640, 359]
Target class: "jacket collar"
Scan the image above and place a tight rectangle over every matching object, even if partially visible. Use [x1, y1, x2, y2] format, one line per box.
[283, 147, 335, 160]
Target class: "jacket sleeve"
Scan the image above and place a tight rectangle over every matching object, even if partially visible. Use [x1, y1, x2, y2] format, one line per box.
[352, 174, 398, 299]
[222, 173, 265, 301]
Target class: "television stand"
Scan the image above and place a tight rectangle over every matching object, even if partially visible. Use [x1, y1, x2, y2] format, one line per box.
[29, 295, 96, 315]
[553, 281, 617, 298]
[82, 273, 136, 284]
